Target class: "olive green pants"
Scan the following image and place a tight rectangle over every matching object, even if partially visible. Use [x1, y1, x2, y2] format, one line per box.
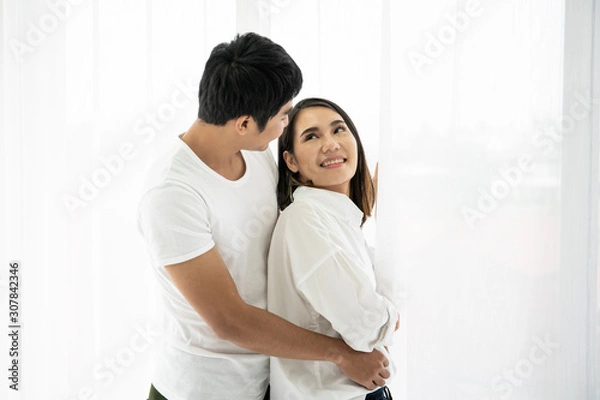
[147, 385, 167, 400]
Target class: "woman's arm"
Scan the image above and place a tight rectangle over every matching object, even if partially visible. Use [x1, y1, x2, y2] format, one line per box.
[295, 250, 399, 352]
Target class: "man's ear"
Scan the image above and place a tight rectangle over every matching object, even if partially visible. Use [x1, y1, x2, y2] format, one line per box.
[283, 151, 299, 173]
[234, 115, 252, 136]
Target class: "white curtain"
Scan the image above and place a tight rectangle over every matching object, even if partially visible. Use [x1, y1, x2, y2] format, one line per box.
[1, 0, 598, 399]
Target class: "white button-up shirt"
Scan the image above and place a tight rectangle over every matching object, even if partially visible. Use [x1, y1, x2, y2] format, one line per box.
[268, 186, 398, 400]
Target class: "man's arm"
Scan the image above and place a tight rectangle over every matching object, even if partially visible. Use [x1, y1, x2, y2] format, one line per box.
[165, 246, 390, 390]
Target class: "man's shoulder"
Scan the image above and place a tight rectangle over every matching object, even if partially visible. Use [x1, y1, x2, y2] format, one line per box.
[139, 146, 207, 212]
[244, 148, 277, 175]
[142, 140, 205, 192]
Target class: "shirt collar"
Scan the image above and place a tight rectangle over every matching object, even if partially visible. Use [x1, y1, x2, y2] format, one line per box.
[292, 186, 364, 227]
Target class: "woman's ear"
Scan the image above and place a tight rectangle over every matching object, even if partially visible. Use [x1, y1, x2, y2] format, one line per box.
[283, 151, 299, 173]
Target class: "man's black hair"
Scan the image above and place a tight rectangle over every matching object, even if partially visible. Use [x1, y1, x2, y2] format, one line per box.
[198, 32, 303, 131]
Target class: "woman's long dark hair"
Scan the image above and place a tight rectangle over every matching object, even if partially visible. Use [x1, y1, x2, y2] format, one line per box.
[277, 98, 375, 225]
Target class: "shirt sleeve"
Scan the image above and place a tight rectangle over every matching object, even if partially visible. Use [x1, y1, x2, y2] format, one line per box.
[137, 183, 215, 267]
[283, 206, 398, 352]
[366, 242, 403, 311]
[296, 252, 398, 352]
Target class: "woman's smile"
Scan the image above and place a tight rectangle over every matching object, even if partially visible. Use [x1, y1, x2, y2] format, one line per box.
[320, 157, 347, 168]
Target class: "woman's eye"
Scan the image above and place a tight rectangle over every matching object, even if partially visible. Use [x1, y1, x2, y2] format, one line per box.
[334, 126, 346, 134]
[305, 134, 317, 140]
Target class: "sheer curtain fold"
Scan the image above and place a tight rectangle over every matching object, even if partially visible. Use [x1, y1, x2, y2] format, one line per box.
[560, 1, 599, 398]
[2, 1, 598, 399]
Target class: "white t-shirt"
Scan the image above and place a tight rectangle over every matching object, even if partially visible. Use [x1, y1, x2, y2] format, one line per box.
[137, 137, 277, 400]
[268, 186, 399, 400]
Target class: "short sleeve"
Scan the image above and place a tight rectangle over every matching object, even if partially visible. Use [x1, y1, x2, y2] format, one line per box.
[138, 184, 215, 267]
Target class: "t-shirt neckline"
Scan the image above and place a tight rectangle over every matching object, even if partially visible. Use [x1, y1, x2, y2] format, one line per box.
[178, 134, 250, 186]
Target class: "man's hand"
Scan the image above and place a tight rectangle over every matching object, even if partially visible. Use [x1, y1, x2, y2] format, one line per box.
[335, 347, 390, 390]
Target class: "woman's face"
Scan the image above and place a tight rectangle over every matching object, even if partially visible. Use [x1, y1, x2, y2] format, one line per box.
[283, 106, 358, 196]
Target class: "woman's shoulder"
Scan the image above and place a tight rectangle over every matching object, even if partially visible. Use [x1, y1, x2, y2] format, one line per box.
[278, 194, 331, 231]
[273, 198, 339, 258]
[279, 197, 319, 221]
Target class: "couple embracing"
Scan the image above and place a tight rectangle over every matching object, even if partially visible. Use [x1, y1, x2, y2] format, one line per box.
[138, 32, 399, 400]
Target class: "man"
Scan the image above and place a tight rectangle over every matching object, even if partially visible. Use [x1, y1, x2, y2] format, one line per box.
[137, 32, 391, 400]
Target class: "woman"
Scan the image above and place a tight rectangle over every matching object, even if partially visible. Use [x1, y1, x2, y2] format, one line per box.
[268, 98, 398, 400]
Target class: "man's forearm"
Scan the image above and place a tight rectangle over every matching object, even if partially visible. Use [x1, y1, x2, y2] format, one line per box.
[218, 302, 349, 363]
[162, 247, 390, 389]
[218, 303, 391, 390]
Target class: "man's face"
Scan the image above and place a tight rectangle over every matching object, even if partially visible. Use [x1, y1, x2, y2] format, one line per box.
[246, 101, 293, 151]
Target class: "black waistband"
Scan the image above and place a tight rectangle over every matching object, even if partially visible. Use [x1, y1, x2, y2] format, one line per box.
[365, 386, 393, 400]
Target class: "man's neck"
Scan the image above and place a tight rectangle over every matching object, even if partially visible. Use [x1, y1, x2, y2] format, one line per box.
[181, 119, 246, 180]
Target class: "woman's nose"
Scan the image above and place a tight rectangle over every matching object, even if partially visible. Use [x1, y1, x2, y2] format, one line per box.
[322, 134, 340, 153]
